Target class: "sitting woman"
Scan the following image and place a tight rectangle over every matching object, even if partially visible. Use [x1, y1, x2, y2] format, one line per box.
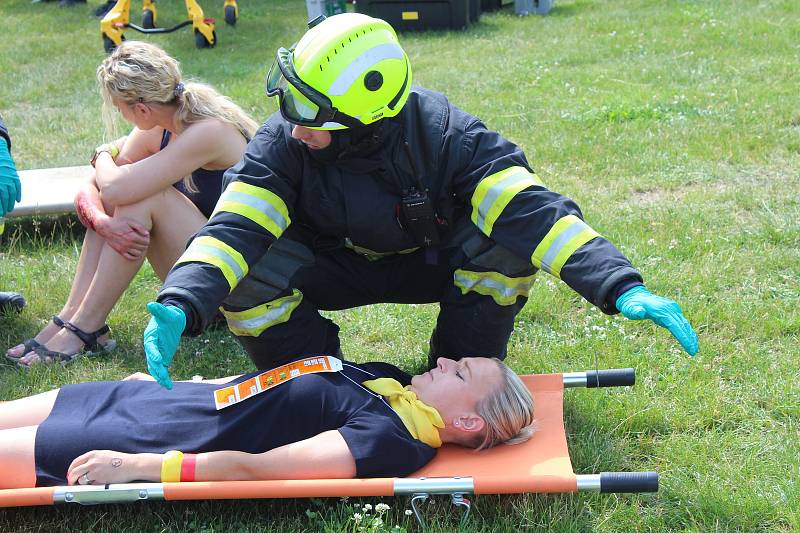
[0, 356, 534, 487]
[6, 41, 257, 366]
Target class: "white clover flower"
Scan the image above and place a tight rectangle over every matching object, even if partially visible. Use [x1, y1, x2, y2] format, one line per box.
[405, 509, 413, 516]
[363, 503, 372, 512]
[375, 503, 390, 514]
[353, 513, 362, 523]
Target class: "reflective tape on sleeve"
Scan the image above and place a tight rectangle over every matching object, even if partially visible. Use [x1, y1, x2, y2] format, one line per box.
[453, 269, 537, 306]
[176, 235, 249, 290]
[222, 289, 303, 337]
[471, 166, 543, 236]
[212, 181, 290, 239]
[531, 215, 600, 278]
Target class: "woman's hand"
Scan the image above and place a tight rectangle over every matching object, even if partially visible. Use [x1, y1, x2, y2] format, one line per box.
[67, 450, 154, 485]
[123, 372, 156, 381]
[96, 215, 150, 261]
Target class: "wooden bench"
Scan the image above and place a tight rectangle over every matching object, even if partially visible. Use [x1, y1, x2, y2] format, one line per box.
[6, 165, 92, 218]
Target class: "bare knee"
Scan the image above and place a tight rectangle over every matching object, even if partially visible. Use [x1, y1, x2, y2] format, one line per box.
[113, 191, 171, 226]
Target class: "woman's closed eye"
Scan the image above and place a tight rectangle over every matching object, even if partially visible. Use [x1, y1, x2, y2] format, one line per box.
[455, 369, 465, 381]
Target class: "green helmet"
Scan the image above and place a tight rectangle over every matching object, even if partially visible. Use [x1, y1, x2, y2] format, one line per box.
[266, 13, 412, 130]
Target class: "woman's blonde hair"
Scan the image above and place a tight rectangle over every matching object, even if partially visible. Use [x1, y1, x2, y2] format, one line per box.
[473, 358, 536, 451]
[96, 41, 258, 189]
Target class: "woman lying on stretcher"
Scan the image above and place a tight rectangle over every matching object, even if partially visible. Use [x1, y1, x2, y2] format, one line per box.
[0, 356, 534, 488]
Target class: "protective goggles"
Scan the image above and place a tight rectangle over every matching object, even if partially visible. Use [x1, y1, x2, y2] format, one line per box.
[265, 47, 363, 129]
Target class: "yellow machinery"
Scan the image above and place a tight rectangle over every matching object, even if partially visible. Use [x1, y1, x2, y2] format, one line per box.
[101, 0, 239, 52]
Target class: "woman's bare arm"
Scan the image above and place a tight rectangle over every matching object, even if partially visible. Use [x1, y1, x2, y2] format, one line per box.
[94, 120, 246, 206]
[66, 430, 357, 484]
[195, 430, 357, 481]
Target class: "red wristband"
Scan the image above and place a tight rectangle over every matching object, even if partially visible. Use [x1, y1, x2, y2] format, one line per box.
[180, 453, 197, 482]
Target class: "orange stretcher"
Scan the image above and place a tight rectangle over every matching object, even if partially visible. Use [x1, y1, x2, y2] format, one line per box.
[0, 368, 657, 527]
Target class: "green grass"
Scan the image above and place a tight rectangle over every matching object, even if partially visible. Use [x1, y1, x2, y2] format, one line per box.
[1, 0, 798, 531]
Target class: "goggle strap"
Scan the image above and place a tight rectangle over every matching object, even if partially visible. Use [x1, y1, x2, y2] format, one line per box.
[387, 60, 410, 111]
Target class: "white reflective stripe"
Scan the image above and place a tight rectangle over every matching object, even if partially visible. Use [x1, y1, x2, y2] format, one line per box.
[320, 121, 346, 129]
[223, 191, 289, 232]
[192, 242, 246, 281]
[475, 170, 533, 231]
[454, 272, 534, 299]
[226, 299, 298, 335]
[327, 43, 404, 96]
[540, 220, 590, 274]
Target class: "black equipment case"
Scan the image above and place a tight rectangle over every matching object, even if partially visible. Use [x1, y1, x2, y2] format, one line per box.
[356, 0, 478, 30]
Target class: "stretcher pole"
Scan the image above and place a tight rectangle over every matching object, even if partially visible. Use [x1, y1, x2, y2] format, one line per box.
[562, 367, 636, 388]
[576, 472, 659, 493]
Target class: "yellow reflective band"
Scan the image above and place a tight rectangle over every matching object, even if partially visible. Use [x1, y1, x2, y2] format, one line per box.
[453, 269, 537, 306]
[214, 355, 343, 410]
[176, 236, 249, 291]
[212, 181, 291, 240]
[531, 215, 600, 278]
[222, 290, 303, 337]
[471, 166, 543, 236]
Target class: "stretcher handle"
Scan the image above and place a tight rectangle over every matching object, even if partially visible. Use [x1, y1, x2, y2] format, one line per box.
[600, 472, 658, 493]
[585, 368, 635, 388]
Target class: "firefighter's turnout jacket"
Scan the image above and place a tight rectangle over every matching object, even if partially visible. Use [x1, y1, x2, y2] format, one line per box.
[158, 87, 643, 338]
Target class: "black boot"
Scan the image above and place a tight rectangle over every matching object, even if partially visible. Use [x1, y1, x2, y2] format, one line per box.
[0, 292, 26, 314]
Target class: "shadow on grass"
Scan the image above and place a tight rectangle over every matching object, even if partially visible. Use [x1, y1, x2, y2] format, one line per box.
[0, 214, 84, 253]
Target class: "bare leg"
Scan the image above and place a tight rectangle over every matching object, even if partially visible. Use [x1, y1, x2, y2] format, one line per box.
[0, 389, 58, 430]
[20, 188, 207, 363]
[0, 426, 38, 489]
[6, 229, 107, 358]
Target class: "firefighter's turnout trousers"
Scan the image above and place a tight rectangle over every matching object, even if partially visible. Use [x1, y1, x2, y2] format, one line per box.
[221, 223, 535, 369]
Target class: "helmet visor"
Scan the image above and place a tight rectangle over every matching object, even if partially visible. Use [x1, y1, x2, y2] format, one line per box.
[266, 47, 362, 129]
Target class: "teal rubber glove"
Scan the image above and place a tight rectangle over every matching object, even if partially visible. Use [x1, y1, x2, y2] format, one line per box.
[616, 286, 699, 356]
[143, 302, 186, 389]
[0, 138, 22, 217]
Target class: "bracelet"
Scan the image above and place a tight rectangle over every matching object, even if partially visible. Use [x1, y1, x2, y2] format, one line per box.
[180, 453, 197, 482]
[161, 450, 184, 482]
[90, 143, 120, 167]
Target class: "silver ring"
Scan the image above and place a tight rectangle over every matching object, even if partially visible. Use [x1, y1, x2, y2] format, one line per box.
[80, 472, 94, 485]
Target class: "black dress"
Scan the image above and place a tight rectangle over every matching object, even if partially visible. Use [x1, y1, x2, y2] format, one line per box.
[34, 360, 436, 486]
[160, 129, 226, 219]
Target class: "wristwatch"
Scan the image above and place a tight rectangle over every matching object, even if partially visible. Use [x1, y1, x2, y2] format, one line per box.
[90, 143, 120, 167]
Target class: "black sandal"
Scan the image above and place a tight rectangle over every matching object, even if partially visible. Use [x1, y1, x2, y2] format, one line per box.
[5, 315, 65, 362]
[19, 320, 116, 368]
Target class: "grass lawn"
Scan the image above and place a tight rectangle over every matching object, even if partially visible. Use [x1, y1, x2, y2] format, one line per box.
[1, 0, 798, 530]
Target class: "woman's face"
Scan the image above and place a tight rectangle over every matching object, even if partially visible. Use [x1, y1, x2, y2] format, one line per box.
[410, 357, 502, 422]
[113, 99, 155, 131]
[291, 125, 332, 150]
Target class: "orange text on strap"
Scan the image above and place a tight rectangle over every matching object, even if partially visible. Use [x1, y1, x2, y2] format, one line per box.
[213, 355, 343, 410]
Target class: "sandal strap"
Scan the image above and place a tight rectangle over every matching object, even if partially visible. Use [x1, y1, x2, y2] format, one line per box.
[31, 345, 77, 364]
[62, 321, 111, 351]
[52, 315, 66, 328]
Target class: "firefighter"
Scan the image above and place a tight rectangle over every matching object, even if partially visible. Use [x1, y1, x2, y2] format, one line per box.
[143, 13, 698, 388]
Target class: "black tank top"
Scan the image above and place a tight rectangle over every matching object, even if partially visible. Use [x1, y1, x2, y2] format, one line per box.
[160, 129, 225, 219]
